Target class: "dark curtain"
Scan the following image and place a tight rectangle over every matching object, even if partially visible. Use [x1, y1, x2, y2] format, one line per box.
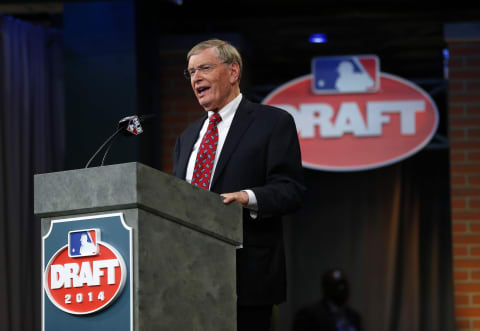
[0, 15, 64, 331]
[279, 148, 455, 331]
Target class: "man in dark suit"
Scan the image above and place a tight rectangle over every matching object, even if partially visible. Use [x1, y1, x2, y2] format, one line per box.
[173, 39, 305, 331]
[292, 269, 362, 331]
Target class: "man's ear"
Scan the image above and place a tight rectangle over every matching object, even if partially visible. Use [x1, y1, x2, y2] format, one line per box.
[229, 62, 240, 84]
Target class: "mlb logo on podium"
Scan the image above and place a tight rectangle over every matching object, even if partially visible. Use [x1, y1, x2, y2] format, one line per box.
[312, 55, 380, 94]
[68, 229, 100, 258]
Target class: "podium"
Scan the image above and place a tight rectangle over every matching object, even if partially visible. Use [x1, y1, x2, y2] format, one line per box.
[34, 162, 242, 331]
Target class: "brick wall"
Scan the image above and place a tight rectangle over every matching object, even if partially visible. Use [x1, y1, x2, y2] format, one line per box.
[157, 50, 203, 173]
[447, 23, 480, 330]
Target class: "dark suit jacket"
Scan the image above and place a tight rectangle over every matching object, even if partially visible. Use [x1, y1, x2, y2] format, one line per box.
[173, 97, 305, 305]
[292, 300, 363, 331]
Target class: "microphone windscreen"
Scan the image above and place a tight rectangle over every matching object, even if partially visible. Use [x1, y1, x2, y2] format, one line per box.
[125, 116, 143, 135]
[118, 115, 136, 128]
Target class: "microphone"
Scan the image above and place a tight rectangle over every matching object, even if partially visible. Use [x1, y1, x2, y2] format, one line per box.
[85, 114, 155, 168]
[117, 114, 155, 135]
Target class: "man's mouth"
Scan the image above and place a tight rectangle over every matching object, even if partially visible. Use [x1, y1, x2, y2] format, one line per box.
[196, 86, 210, 97]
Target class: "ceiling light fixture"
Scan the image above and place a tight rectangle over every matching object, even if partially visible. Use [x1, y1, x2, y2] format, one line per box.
[309, 33, 327, 43]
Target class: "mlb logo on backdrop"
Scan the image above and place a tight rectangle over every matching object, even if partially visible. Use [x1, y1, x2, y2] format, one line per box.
[312, 55, 380, 94]
[262, 54, 439, 171]
[68, 229, 99, 257]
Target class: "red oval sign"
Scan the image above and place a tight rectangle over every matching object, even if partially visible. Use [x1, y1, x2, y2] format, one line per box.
[263, 73, 439, 171]
[44, 242, 126, 315]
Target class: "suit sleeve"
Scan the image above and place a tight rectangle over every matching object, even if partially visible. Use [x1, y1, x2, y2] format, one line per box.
[251, 112, 305, 217]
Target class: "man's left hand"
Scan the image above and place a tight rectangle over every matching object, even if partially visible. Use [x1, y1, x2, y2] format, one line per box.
[221, 191, 249, 207]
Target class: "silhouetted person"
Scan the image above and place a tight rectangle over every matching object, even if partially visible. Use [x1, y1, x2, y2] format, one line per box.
[334, 61, 374, 92]
[292, 269, 362, 331]
[79, 233, 96, 256]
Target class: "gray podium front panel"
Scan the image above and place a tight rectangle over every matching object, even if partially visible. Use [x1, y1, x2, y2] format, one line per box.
[42, 213, 133, 331]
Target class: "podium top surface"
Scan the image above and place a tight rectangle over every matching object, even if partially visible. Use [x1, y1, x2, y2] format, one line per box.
[34, 162, 242, 245]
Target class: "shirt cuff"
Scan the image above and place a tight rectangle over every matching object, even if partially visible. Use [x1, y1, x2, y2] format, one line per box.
[243, 189, 258, 219]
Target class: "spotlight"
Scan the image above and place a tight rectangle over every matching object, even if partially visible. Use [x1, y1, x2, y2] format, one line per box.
[309, 33, 327, 44]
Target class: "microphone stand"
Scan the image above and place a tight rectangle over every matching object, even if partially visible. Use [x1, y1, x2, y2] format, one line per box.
[100, 139, 115, 166]
[84, 126, 125, 168]
[84, 114, 155, 168]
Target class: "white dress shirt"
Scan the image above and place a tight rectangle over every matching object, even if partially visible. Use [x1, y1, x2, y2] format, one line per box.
[185, 93, 258, 214]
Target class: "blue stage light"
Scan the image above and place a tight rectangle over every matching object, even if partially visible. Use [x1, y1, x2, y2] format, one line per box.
[443, 48, 449, 60]
[309, 33, 327, 43]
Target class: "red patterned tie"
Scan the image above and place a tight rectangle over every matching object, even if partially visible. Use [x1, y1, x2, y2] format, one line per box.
[191, 113, 222, 190]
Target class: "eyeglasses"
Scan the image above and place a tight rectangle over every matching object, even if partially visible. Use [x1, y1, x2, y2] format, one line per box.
[183, 63, 223, 80]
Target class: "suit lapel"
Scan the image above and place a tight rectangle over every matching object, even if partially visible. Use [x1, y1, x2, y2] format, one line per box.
[211, 98, 255, 189]
[177, 115, 206, 179]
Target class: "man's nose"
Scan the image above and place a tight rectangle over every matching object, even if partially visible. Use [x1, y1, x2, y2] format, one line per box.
[191, 74, 204, 87]
[191, 69, 203, 80]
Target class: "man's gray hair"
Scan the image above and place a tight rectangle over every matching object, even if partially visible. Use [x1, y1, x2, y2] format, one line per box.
[187, 39, 243, 81]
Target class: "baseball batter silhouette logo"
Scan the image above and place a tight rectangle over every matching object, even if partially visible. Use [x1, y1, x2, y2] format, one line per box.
[68, 229, 99, 257]
[311, 55, 380, 94]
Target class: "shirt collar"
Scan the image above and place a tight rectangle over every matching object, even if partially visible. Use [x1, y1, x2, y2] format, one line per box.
[208, 93, 242, 126]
